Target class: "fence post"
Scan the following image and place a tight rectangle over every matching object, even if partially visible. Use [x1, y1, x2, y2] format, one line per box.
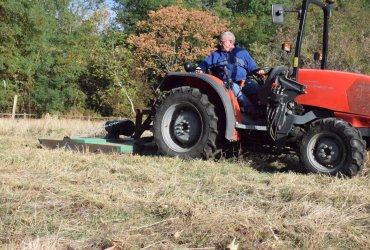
[12, 95, 17, 119]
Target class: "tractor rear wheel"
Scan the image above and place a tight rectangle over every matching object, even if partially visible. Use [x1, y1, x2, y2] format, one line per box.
[153, 86, 219, 159]
[300, 118, 367, 176]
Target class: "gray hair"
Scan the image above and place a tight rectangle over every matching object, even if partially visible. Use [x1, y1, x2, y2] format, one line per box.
[220, 31, 236, 43]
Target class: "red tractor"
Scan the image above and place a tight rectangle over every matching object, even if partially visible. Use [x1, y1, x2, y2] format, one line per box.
[140, 0, 369, 176]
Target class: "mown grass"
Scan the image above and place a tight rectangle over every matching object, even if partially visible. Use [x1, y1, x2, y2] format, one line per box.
[0, 118, 369, 249]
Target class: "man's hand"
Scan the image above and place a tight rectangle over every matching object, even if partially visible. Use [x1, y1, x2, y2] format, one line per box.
[255, 69, 266, 80]
[195, 69, 204, 74]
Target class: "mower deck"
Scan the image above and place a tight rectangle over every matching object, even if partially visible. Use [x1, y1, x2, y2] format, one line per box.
[39, 136, 137, 154]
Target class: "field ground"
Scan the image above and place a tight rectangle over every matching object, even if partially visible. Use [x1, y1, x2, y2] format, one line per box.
[0, 118, 369, 249]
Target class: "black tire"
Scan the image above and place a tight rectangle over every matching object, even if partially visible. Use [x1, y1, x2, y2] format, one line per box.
[300, 118, 367, 176]
[153, 86, 219, 159]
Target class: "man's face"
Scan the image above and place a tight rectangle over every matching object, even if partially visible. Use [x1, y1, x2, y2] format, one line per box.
[219, 35, 235, 52]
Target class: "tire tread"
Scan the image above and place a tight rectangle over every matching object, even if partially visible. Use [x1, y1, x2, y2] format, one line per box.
[300, 118, 366, 177]
[153, 86, 220, 159]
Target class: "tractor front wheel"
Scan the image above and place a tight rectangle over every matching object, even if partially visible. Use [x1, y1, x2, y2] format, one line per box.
[153, 86, 219, 159]
[300, 118, 367, 176]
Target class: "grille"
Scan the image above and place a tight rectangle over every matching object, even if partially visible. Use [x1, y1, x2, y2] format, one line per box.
[347, 78, 370, 116]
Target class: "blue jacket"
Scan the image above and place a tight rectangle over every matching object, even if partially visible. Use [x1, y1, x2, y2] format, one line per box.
[197, 44, 258, 82]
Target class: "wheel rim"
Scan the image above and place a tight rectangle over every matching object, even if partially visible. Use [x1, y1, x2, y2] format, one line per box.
[306, 131, 347, 172]
[161, 102, 203, 153]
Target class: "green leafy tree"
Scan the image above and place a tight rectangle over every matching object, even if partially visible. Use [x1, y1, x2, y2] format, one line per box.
[31, 0, 108, 115]
[114, 0, 179, 33]
[223, 0, 291, 49]
[0, 0, 48, 113]
[264, 0, 370, 74]
[327, 0, 370, 74]
[79, 30, 152, 116]
[113, 0, 231, 32]
[0, 0, 107, 115]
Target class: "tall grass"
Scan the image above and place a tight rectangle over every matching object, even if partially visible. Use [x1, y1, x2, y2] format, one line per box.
[0, 118, 369, 249]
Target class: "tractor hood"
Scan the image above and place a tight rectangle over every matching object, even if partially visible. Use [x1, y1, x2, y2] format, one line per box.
[297, 69, 370, 117]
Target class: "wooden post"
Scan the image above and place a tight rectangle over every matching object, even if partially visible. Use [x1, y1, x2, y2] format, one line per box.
[11, 95, 17, 119]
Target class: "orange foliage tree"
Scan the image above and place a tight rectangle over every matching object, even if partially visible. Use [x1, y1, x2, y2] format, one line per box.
[127, 5, 229, 79]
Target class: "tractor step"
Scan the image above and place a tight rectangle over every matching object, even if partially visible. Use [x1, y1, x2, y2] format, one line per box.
[39, 136, 137, 154]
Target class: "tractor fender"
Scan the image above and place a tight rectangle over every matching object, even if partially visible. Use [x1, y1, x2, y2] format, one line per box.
[158, 72, 236, 141]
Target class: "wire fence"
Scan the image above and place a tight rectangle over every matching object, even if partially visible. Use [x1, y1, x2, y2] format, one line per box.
[0, 113, 131, 121]
[0, 113, 37, 119]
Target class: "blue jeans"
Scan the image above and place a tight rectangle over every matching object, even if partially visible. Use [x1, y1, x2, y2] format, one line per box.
[232, 81, 260, 112]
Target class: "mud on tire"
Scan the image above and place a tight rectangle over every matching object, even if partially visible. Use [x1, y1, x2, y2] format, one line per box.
[153, 86, 219, 159]
[300, 118, 367, 176]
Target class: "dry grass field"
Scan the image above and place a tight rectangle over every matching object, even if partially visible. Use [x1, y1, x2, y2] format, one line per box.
[0, 118, 369, 250]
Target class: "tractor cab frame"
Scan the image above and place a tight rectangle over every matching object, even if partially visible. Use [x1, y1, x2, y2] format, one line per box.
[273, 0, 332, 78]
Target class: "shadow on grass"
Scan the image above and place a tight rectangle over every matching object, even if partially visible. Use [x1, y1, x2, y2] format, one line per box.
[365, 138, 370, 150]
[39, 135, 310, 175]
[135, 139, 309, 174]
[242, 145, 308, 174]
[134, 137, 158, 156]
[249, 154, 308, 174]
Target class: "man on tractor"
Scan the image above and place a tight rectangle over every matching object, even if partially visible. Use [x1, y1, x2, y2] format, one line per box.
[195, 31, 265, 113]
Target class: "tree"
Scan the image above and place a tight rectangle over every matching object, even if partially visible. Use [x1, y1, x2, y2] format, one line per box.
[0, 0, 108, 115]
[79, 30, 152, 116]
[264, 0, 370, 74]
[31, 0, 109, 115]
[0, 0, 48, 113]
[327, 0, 369, 74]
[127, 5, 229, 81]
[114, 0, 179, 33]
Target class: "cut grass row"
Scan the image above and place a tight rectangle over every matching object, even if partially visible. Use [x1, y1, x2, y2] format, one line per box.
[0, 118, 369, 249]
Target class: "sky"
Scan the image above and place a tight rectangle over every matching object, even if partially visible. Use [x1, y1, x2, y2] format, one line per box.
[105, 0, 117, 21]
[105, 0, 116, 9]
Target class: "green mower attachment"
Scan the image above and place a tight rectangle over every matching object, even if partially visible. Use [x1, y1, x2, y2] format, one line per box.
[39, 136, 137, 154]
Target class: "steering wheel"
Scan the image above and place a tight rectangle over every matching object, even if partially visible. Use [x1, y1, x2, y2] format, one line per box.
[248, 66, 271, 86]
[257, 66, 289, 106]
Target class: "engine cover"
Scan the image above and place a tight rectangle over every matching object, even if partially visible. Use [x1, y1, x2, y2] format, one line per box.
[297, 69, 370, 117]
